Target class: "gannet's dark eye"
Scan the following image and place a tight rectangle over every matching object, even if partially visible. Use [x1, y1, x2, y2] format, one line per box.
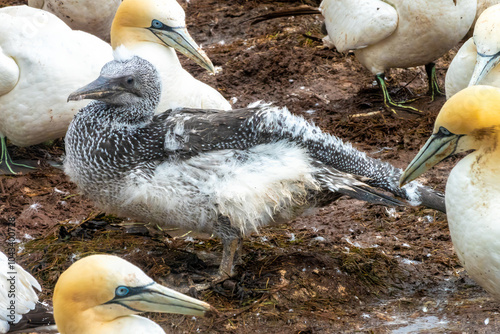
[152, 19, 163, 29]
[439, 126, 451, 136]
[115, 286, 129, 297]
[126, 77, 134, 85]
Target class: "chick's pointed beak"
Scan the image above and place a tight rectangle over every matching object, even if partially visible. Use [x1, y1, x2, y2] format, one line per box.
[468, 51, 500, 86]
[112, 282, 212, 317]
[68, 76, 124, 102]
[399, 132, 462, 187]
[148, 25, 215, 74]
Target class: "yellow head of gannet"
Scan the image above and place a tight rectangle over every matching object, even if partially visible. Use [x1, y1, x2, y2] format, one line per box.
[53, 254, 212, 334]
[111, 0, 215, 73]
[400, 85, 500, 299]
[400, 85, 500, 185]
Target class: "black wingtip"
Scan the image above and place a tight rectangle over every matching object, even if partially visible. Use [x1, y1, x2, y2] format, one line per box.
[337, 185, 405, 207]
[413, 186, 446, 213]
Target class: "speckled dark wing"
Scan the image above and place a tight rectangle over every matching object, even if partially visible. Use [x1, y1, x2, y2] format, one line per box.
[157, 107, 267, 158]
[149, 106, 445, 212]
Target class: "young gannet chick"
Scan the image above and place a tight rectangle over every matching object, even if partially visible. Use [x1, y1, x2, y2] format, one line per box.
[400, 85, 500, 300]
[1, 0, 228, 175]
[27, 0, 121, 42]
[64, 56, 445, 279]
[445, 4, 500, 99]
[0, 252, 55, 333]
[53, 254, 212, 334]
[320, 0, 476, 112]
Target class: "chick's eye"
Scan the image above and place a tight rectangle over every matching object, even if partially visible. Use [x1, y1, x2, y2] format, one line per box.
[152, 19, 163, 29]
[126, 77, 134, 85]
[116, 286, 129, 297]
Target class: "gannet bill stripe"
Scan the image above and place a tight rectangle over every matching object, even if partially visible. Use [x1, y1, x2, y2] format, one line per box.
[401, 85, 500, 300]
[445, 4, 500, 99]
[64, 56, 445, 278]
[0, 252, 55, 333]
[53, 254, 212, 334]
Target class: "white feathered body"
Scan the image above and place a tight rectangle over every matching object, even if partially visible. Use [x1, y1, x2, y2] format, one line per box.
[320, 0, 476, 74]
[28, 0, 122, 42]
[446, 150, 500, 299]
[0, 6, 112, 147]
[445, 4, 500, 98]
[0, 252, 41, 333]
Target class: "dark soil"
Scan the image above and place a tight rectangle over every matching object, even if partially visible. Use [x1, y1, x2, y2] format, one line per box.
[1, 0, 498, 333]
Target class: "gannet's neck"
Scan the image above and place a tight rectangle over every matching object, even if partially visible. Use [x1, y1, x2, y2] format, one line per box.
[122, 41, 182, 70]
[56, 308, 164, 334]
[112, 24, 182, 70]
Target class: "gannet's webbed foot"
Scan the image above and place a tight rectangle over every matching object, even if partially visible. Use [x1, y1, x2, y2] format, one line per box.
[0, 137, 38, 175]
[375, 74, 422, 114]
[184, 217, 242, 293]
[215, 215, 242, 279]
[425, 62, 445, 101]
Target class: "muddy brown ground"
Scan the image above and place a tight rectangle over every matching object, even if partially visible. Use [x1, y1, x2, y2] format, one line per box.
[0, 1, 498, 333]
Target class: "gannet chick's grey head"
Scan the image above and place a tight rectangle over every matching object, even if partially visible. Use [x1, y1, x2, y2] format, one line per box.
[68, 56, 161, 120]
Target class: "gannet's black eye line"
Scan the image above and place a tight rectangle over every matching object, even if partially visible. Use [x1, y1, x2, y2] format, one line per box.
[437, 126, 452, 137]
[105, 282, 155, 304]
[150, 19, 183, 30]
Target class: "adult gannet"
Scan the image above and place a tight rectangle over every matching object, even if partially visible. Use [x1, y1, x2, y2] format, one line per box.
[400, 85, 500, 300]
[28, 0, 122, 42]
[64, 56, 446, 279]
[1, 0, 229, 175]
[110, 0, 231, 112]
[0, 5, 112, 175]
[53, 254, 212, 334]
[0, 251, 55, 333]
[320, 0, 476, 112]
[445, 4, 500, 99]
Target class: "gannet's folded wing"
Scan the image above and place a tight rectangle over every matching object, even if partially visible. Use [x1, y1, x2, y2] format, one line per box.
[320, 0, 398, 52]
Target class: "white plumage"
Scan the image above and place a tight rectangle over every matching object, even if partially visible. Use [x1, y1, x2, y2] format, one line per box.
[401, 85, 500, 300]
[0, 6, 112, 148]
[320, 0, 475, 73]
[445, 4, 500, 98]
[320, 0, 476, 110]
[110, 0, 231, 112]
[27, 0, 122, 42]
[466, 0, 500, 38]
[0, 251, 44, 333]
[0, 0, 229, 174]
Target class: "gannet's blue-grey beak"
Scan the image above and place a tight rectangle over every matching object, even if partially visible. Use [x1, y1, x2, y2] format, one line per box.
[148, 19, 215, 74]
[468, 51, 500, 86]
[103, 282, 212, 317]
[400, 128, 462, 187]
